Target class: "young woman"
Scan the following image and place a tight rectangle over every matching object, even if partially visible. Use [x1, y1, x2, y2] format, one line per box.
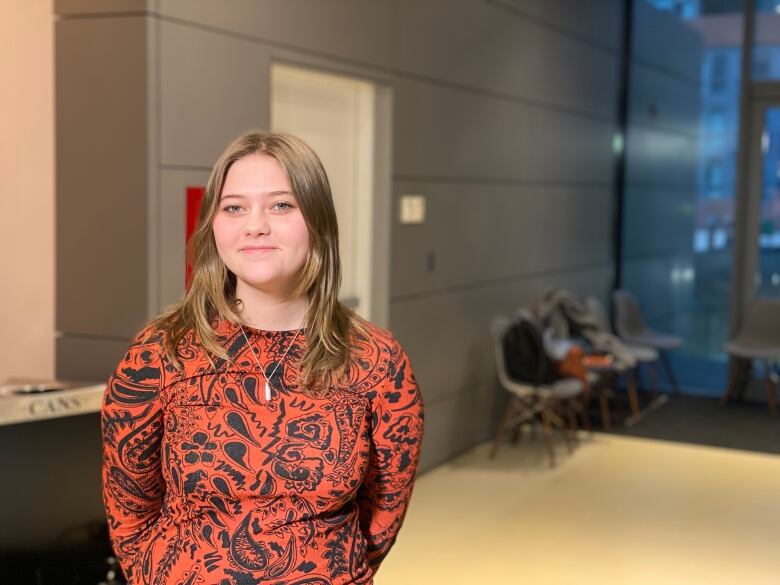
[101, 132, 424, 584]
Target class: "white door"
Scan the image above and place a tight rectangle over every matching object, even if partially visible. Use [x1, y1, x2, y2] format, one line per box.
[271, 63, 384, 323]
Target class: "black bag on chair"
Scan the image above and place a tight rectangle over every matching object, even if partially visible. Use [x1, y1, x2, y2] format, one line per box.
[502, 317, 557, 385]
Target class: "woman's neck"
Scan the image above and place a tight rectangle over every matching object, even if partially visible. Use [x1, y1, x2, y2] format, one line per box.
[234, 282, 307, 331]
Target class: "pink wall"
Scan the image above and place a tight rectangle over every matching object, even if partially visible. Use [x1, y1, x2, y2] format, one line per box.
[0, 0, 55, 380]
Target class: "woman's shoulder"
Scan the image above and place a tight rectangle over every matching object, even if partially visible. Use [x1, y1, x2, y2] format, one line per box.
[345, 317, 412, 386]
[123, 320, 213, 382]
[351, 317, 404, 357]
[121, 322, 166, 359]
[343, 318, 420, 411]
[109, 324, 168, 390]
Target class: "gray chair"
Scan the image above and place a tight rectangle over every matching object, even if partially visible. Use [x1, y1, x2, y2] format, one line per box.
[721, 298, 780, 415]
[586, 296, 660, 394]
[613, 289, 683, 392]
[489, 316, 583, 468]
[587, 297, 659, 360]
[578, 297, 653, 425]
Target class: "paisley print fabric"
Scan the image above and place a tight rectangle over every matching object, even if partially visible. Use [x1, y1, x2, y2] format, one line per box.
[101, 318, 424, 585]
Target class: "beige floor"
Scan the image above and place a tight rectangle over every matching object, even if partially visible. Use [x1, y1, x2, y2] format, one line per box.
[376, 432, 780, 585]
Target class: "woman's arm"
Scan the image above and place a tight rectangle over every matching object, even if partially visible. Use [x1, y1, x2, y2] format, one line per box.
[100, 327, 166, 580]
[356, 336, 425, 573]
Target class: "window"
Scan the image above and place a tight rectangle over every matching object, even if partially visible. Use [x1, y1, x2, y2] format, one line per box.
[706, 108, 726, 133]
[752, 1, 780, 80]
[710, 53, 729, 93]
[705, 159, 726, 197]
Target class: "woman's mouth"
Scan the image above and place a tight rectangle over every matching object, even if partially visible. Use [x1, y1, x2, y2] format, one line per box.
[240, 246, 277, 254]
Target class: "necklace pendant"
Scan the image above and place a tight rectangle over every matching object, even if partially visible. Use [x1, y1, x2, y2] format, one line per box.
[264, 381, 271, 401]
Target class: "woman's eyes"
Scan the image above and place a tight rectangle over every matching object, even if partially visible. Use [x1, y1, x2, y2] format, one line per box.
[221, 201, 294, 214]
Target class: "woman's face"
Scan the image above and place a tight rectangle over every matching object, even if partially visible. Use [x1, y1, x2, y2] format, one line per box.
[212, 153, 310, 297]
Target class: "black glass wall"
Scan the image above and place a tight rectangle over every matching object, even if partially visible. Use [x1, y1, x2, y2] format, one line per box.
[622, 0, 750, 394]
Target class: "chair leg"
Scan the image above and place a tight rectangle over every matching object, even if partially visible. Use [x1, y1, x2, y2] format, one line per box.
[552, 406, 574, 452]
[765, 361, 777, 416]
[490, 399, 516, 459]
[736, 359, 752, 401]
[660, 351, 681, 393]
[626, 370, 641, 418]
[540, 400, 556, 468]
[567, 403, 579, 446]
[556, 403, 575, 454]
[580, 394, 592, 433]
[720, 356, 740, 406]
[599, 387, 611, 431]
[634, 363, 644, 392]
[649, 361, 659, 400]
[510, 424, 522, 445]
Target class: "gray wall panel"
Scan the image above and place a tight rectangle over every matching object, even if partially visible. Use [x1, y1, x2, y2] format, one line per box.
[394, 79, 614, 183]
[525, 109, 615, 184]
[391, 183, 613, 298]
[159, 0, 394, 69]
[56, 16, 150, 341]
[393, 78, 531, 180]
[161, 20, 271, 167]
[387, 0, 619, 118]
[56, 336, 132, 383]
[417, 382, 498, 472]
[487, 0, 623, 49]
[160, 0, 619, 119]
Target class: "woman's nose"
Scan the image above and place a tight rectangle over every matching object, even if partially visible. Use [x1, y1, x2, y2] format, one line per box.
[244, 207, 270, 236]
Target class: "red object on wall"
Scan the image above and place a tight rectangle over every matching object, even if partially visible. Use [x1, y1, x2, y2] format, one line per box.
[186, 186, 206, 288]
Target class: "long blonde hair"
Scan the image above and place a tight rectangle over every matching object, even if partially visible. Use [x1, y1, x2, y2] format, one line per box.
[150, 132, 365, 395]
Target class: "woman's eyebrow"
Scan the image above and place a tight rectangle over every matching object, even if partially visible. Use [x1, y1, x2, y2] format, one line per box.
[220, 191, 293, 199]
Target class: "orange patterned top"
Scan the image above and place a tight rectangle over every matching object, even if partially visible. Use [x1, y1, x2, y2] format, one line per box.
[100, 318, 424, 585]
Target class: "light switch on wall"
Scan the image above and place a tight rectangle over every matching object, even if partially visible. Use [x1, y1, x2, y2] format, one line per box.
[399, 194, 426, 224]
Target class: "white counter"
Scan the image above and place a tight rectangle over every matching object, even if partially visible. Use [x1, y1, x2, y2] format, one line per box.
[0, 384, 105, 426]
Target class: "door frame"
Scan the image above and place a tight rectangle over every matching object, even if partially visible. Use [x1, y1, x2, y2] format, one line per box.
[733, 82, 780, 328]
[265, 53, 394, 328]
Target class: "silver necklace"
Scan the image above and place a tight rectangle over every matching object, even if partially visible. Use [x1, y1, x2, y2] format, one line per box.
[238, 323, 302, 401]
